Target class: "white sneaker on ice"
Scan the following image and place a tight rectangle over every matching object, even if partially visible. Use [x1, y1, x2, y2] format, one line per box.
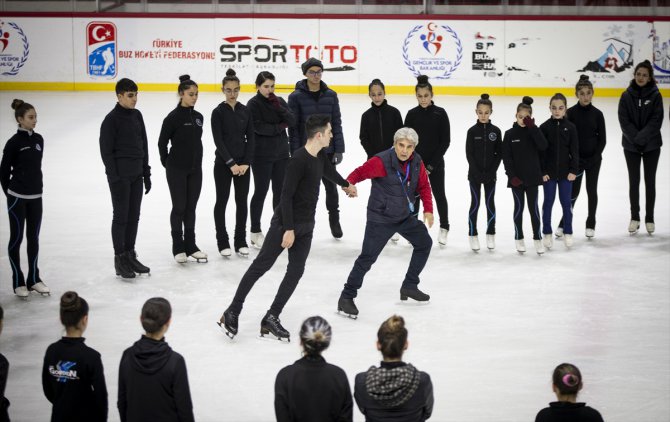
[515, 239, 526, 253]
[469, 236, 480, 251]
[486, 234, 495, 250]
[438, 228, 449, 246]
[190, 250, 208, 262]
[555, 227, 564, 238]
[628, 220, 640, 234]
[14, 286, 28, 298]
[564, 234, 574, 247]
[585, 228, 595, 238]
[174, 253, 188, 263]
[646, 222, 655, 234]
[236, 247, 249, 257]
[534, 239, 545, 255]
[250, 232, 265, 248]
[220, 248, 232, 257]
[30, 282, 50, 295]
[543, 233, 553, 249]
[391, 233, 400, 242]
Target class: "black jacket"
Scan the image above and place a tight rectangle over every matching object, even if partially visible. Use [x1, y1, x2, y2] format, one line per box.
[567, 102, 606, 170]
[404, 102, 450, 171]
[535, 401, 604, 422]
[539, 117, 580, 180]
[99, 103, 151, 182]
[0, 353, 9, 422]
[502, 122, 548, 187]
[157, 104, 204, 171]
[360, 100, 403, 158]
[354, 361, 433, 422]
[465, 120, 502, 184]
[275, 355, 353, 422]
[41, 337, 108, 422]
[211, 101, 255, 167]
[117, 336, 194, 422]
[288, 80, 345, 154]
[618, 81, 664, 153]
[0, 128, 43, 196]
[247, 92, 295, 162]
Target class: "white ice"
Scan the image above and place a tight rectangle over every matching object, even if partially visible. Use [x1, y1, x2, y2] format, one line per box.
[0, 90, 668, 422]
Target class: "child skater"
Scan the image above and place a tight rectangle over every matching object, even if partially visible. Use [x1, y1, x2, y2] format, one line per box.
[501, 96, 548, 255]
[562, 75, 606, 239]
[404, 75, 450, 245]
[158, 75, 207, 263]
[360, 78, 403, 159]
[465, 93, 502, 251]
[535, 363, 604, 422]
[42, 291, 108, 422]
[211, 69, 255, 257]
[539, 93, 579, 249]
[0, 99, 50, 297]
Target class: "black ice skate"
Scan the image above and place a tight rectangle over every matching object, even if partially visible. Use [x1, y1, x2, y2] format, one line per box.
[400, 287, 430, 302]
[217, 309, 239, 339]
[337, 297, 359, 319]
[260, 313, 290, 342]
[127, 250, 150, 275]
[115, 253, 136, 279]
[329, 214, 343, 239]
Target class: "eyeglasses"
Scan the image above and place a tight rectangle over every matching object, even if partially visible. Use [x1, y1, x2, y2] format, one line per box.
[307, 70, 323, 76]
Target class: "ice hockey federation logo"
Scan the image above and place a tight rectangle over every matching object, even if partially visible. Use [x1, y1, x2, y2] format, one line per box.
[0, 21, 29, 76]
[87, 22, 117, 78]
[402, 22, 462, 80]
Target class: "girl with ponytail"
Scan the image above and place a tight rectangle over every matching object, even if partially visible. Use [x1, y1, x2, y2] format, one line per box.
[535, 363, 604, 422]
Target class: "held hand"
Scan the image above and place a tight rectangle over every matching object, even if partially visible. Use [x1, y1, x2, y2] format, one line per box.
[331, 153, 343, 165]
[144, 176, 152, 194]
[423, 212, 434, 229]
[238, 164, 250, 176]
[567, 173, 577, 181]
[510, 176, 523, 187]
[542, 174, 550, 182]
[230, 164, 241, 176]
[522, 116, 536, 128]
[281, 230, 295, 249]
[342, 184, 357, 198]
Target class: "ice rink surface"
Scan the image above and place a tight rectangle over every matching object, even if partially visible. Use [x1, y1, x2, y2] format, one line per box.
[0, 89, 669, 422]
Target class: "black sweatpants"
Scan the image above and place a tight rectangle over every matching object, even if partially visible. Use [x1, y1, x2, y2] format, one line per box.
[214, 161, 250, 250]
[414, 166, 449, 230]
[6, 195, 42, 289]
[250, 158, 288, 233]
[228, 214, 314, 317]
[166, 166, 203, 255]
[511, 185, 541, 240]
[468, 180, 496, 236]
[322, 153, 340, 217]
[108, 176, 143, 255]
[559, 159, 602, 230]
[624, 148, 661, 223]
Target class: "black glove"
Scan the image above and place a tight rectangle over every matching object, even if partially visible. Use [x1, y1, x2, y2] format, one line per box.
[331, 153, 343, 165]
[510, 176, 523, 187]
[144, 175, 152, 194]
[522, 116, 536, 128]
[267, 93, 281, 109]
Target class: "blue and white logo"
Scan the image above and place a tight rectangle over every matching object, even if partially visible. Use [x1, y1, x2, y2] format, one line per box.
[402, 22, 462, 80]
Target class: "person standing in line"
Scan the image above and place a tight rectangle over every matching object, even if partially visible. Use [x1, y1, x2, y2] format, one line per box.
[118, 297, 194, 422]
[404, 75, 450, 246]
[618, 59, 664, 235]
[218, 115, 356, 341]
[288, 58, 346, 239]
[337, 127, 433, 319]
[539, 93, 579, 249]
[211, 69, 255, 257]
[354, 315, 434, 422]
[1, 99, 50, 297]
[158, 75, 207, 264]
[99, 78, 152, 279]
[560, 75, 606, 239]
[274, 316, 353, 422]
[535, 363, 604, 422]
[247, 71, 295, 249]
[360, 78, 403, 159]
[42, 292, 108, 422]
[0, 306, 10, 422]
[501, 96, 548, 255]
[465, 93, 502, 252]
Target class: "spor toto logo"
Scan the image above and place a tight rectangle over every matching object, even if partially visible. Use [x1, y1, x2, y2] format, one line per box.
[402, 22, 462, 80]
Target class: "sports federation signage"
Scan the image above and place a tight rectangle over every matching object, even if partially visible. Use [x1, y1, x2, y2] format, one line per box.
[402, 22, 463, 80]
[87, 21, 117, 78]
[0, 20, 29, 76]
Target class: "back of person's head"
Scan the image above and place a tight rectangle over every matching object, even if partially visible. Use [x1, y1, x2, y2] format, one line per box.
[60, 291, 89, 328]
[552, 363, 583, 395]
[393, 127, 419, 147]
[115, 78, 138, 95]
[299, 316, 332, 357]
[11, 99, 35, 122]
[377, 315, 408, 359]
[141, 297, 172, 334]
[517, 96, 534, 114]
[178, 74, 198, 93]
[575, 75, 593, 93]
[415, 75, 432, 94]
[305, 114, 331, 140]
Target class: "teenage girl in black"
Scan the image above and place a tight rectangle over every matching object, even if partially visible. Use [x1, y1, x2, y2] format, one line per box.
[360, 78, 403, 159]
[465, 93, 502, 251]
[158, 75, 207, 263]
[0, 99, 50, 297]
[535, 363, 604, 422]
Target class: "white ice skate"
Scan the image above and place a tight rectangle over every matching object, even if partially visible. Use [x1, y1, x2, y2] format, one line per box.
[30, 282, 50, 296]
[515, 239, 526, 253]
[14, 286, 29, 298]
[555, 227, 564, 238]
[438, 228, 449, 246]
[534, 239, 545, 255]
[174, 253, 188, 263]
[628, 220, 640, 234]
[250, 232, 265, 249]
[469, 236, 480, 251]
[543, 233, 553, 249]
[564, 234, 574, 247]
[190, 250, 208, 263]
[646, 222, 655, 234]
[486, 234, 495, 250]
[391, 233, 400, 243]
[220, 248, 232, 258]
[236, 247, 250, 257]
[585, 228, 595, 238]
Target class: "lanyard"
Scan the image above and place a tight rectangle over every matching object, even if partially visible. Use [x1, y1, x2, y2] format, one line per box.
[396, 163, 415, 213]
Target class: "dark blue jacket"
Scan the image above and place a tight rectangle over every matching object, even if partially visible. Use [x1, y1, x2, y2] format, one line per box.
[618, 81, 664, 153]
[539, 117, 580, 180]
[368, 148, 422, 224]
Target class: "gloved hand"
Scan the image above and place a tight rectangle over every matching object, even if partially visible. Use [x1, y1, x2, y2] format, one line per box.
[510, 176, 523, 187]
[144, 175, 152, 194]
[267, 93, 281, 109]
[331, 153, 343, 165]
[522, 116, 536, 128]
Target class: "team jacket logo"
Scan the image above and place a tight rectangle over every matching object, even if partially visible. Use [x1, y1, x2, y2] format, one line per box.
[35, 143, 41, 151]
[49, 361, 79, 383]
[402, 22, 462, 80]
[488, 132, 498, 141]
[87, 22, 117, 78]
[195, 118, 203, 127]
[0, 21, 29, 76]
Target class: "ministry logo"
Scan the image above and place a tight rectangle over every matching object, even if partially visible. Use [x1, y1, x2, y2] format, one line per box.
[402, 22, 462, 80]
[0, 21, 29, 76]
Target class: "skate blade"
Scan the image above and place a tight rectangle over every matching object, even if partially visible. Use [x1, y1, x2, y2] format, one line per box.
[216, 321, 236, 339]
[236, 252, 249, 258]
[258, 332, 290, 343]
[397, 300, 430, 306]
[336, 309, 358, 320]
[194, 258, 208, 263]
[30, 291, 51, 297]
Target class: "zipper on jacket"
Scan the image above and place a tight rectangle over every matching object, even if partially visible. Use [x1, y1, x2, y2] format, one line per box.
[378, 108, 383, 150]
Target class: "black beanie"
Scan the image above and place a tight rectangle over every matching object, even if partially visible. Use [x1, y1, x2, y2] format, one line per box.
[302, 57, 324, 75]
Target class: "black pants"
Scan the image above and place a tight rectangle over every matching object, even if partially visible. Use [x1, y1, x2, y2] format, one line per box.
[250, 158, 288, 233]
[108, 176, 143, 255]
[214, 161, 250, 250]
[6, 195, 42, 289]
[624, 148, 661, 223]
[322, 153, 340, 217]
[414, 166, 449, 230]
[166, 166, 203, 255]
[229, 214, 314, 317]
[468, 180, 496, 236]
[341, 216, 432, 299]
[559, 160, 601, 230]
[511, 185, 541, 240]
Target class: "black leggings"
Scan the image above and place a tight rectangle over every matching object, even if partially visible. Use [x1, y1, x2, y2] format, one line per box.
[214, 161, 250, 250]
[559, 159, 601, 230]
[511, 185, 541, 240]
[166, 166, 202, 254]
[468, 180, 496, 236]
[624, 148, 661, 223]
[6, 195, 42, 289]
[414, 166, 449, 230]
[250, 159, 288, 233]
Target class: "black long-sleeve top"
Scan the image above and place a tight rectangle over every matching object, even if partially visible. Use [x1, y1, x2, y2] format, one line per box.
[465, 120, 502, 184]
[618, 80, 664, 153]
[567, 102, 606, 170]
[0, 128, 43, 197]
[247, 92, 295, 162]
[211, 101, 255, 167]
[278, 147, 349, 230]
[157, 104, 204, 171]
[99, 103, 151, 181]
[41, 337, 108, 422]
[502, 122, 548, 187]
[535, 401, 604, 422]
[539, 117, 580, 180]
[404, 102, 450, 171]
[360, 100, 404, 159]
